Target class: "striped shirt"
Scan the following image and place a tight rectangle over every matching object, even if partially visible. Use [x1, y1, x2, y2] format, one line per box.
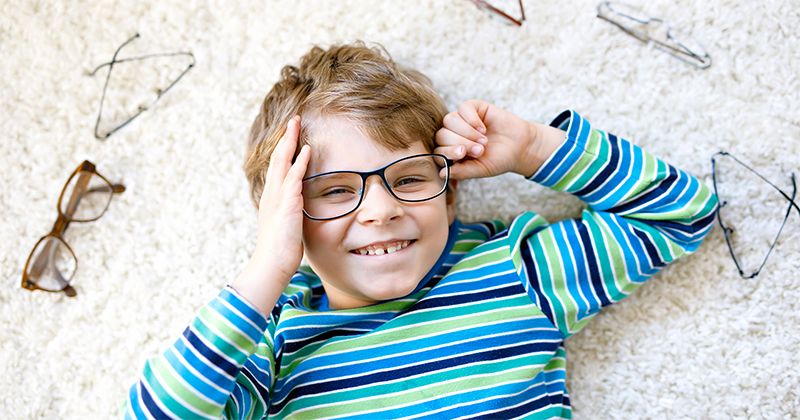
[125, 110, 719, 419]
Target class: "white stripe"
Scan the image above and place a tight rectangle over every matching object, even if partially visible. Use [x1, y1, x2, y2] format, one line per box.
[158, 350, 223, 409]
[275, 323, 557, 398]
[184, 325, 241, 376]
[167, 346, 229, 396]
[218, 294, 264, 334]
[273, 308, 557, 403]
[197, 307, 256, 354]
[140, 367, 212, 419]
[178, 334, 236, 383]
[288, 353, 553, 418]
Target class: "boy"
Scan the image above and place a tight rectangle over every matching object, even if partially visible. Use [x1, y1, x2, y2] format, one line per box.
[126, 42, 718, 419]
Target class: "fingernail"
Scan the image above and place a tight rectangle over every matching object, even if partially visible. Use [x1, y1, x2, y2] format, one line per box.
[477, 125, 486, 134]
[458, 145, 465, 156]
[478, 136, 488, 145]
[471, 145, 483, 155]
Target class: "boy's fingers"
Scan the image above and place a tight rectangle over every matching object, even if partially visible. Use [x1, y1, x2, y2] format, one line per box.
[282, 144, 311, 196]
[264, 117, 301, 197]
[442, 111, 486, 144]
[269, 116, 301, 179]
[434, 145, 467, 161]
[459, 100, 488, 135]
[435, 129, 485, 158]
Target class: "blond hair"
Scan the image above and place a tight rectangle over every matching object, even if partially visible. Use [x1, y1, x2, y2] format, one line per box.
[244, 41, 448, 207]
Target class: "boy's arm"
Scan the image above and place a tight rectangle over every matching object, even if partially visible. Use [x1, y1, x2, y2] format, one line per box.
[124, 286, 275, 419]
[504, 110, 719, 338]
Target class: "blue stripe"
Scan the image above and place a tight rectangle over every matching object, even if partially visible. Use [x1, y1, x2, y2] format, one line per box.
[221, 287, 269, 331]
[578, 133, 625, 203]
[277, 329, 559, 401]
[183, 327, 239, 377]
[519, 238, 556, 329]
[164, 347, 228, 402]
[173, 335, 230, 386]
[138, 373, 176, 418]
[208, 297, 264, 342]
[275, 316, 560, 390]
[608, 164, 681, 214]
[561, 222, 602, 318]
[550, 224, 590, 320]
[575, 218, 613, 307]
[532, 112, 586, 186]
[272, 342, 557, 413]
[597, 213, 654, 281]
[411, 284, 524, 311]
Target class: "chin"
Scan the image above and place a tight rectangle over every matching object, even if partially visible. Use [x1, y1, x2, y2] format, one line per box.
[363, 276, 420, 302]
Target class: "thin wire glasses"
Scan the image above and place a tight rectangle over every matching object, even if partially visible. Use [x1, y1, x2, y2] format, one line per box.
[711, 151, 800, 279]
[302, 154, 453, 221]
[596, 1, 712, 69]
[469, 0, 525, 26]
[89, 33, 195, 139]
[22, 161, 125, 297]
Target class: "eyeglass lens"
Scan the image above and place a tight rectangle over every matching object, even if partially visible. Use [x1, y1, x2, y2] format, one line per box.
[26, 236, 77, 292]
[60, 170, 114, 221]
[302, 155, 448, 220]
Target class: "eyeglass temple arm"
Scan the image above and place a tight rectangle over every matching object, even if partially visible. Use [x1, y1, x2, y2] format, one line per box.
[88, 51, 196, 76]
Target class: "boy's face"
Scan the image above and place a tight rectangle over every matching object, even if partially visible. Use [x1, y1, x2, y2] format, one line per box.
[301, 116, 457, 310]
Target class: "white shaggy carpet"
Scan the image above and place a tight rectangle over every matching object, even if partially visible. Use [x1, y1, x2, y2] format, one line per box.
[2, 0, 799, 418]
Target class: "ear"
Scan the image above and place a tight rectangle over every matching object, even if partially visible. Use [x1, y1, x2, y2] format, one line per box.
[445, 179, 459, 225]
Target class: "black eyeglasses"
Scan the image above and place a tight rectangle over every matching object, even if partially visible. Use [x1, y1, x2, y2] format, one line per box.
[711, 151, 800, 279]
[301, 153, 453, 221]
[89, 33, 195, 139]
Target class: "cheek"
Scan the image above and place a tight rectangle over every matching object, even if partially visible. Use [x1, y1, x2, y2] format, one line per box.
[302, 219, 344, 255]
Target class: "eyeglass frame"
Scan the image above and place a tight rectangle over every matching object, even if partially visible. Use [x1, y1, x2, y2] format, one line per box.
[301, 153, 454, 221]
[21, 160, 126, 297]
[88, 32, 196, 140]
[469, 0, 526, 26]
[710, 151, 800, 279]
[596, 1, 712, 69]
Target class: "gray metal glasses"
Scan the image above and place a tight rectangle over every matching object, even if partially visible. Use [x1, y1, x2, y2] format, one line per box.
[302, 153, 452, 221]
[596, 1, 712, 69]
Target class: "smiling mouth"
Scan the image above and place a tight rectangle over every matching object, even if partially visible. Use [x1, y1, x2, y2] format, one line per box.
[349, 240, 416, 256]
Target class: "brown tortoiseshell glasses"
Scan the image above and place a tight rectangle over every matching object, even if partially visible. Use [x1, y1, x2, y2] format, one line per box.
[21, 161, 125, 297]
[469, 0, 525, 26]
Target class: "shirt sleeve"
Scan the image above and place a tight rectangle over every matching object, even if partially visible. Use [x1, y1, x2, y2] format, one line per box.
[505, 110, 719, 339]
[124, 286, 275, 419]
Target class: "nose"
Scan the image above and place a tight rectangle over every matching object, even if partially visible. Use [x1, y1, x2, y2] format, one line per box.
[355, 175, 404, 224]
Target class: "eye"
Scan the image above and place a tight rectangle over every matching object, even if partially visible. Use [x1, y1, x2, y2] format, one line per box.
[322, 187, 357, 197]
[395, 177, 423, 187]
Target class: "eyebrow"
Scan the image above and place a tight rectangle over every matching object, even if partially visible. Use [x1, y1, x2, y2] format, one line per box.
[310, 155, 435, 178]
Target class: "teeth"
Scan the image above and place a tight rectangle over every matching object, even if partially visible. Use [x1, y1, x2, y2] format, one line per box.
[354, 240, 411, 256]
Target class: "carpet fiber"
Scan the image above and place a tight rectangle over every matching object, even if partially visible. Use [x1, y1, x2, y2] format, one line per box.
[1, 0, 798, 418]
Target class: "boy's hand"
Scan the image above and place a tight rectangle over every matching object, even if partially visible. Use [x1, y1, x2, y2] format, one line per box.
[232, 116, 311, 315]
[434, 99, 542, 180]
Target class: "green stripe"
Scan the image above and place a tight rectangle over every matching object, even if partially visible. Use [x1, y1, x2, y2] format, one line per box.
[151, 356, 220, 414]
[286, 357, 551, 417]
[281, 296, 535, 374]
[143, 362, 211, 418]
[200, 306, 257, 353]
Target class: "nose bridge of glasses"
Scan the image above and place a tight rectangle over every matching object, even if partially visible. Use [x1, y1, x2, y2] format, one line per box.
[361, 171, 397, 202]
